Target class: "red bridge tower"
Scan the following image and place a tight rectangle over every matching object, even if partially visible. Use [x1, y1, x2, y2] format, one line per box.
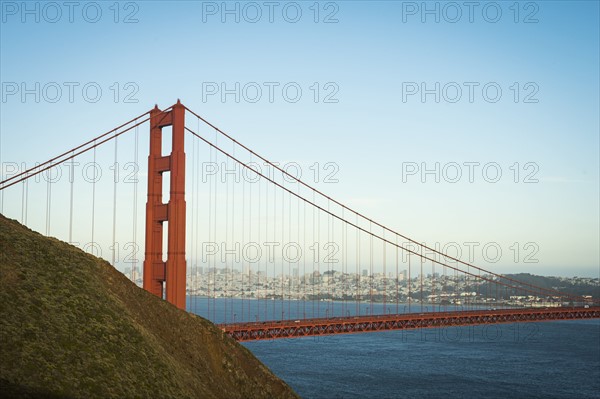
[143, 101, 187, 310]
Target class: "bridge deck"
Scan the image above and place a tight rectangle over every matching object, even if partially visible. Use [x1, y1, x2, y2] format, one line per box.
[220, 306, 600, 341]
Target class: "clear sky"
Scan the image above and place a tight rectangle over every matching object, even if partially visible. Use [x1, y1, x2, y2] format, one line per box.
[1, 1, 598, 277]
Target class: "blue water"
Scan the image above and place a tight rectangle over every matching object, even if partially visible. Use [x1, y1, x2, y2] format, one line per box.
[189, 298, 600, 399]
[187, 296, 484, 324]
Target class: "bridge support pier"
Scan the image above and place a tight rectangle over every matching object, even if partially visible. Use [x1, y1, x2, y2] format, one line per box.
[143, 100, 187, 310]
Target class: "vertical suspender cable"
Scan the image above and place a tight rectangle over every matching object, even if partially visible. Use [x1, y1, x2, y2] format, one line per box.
[383, 230, 386, 314]
[466, 270, 470, 310]
[188, 127, 193, 313]
[408, 249, 411, 313]
[396, 235, 399, 314]
[20, 180, 25, 223]
[311, 192, 320, 317]
[273, 165, 277, 321]
[91, 142, 96, 251]
[477, 269, 481, 309]
[112, 137, 118, 266]
[241, 147, 245, 323]
[69, 152, 75, 244]
[24, 178, 29, 225]
[213, 129, 218, 322]
[420, 246, 423, 312]
[303, 196, 306, 319]
[189, 124, 195, 313]
[443, 254, 447, 311]
[224, 140, 229, 324]
[212, 129, 217, 321]
[230, 141, 235, 323]
[455, 266, 458, 311]
[317, 192, 321, 318]
[297, 182, 301, 318]
[197, 129, 202, 315]
[45, 162, 52, 235]
[281, 175, 285, 321]
[342, 207, 345, 317]
[356, 213, 360, 316]
[254, 157, 260, 320]
[328, 200, 332, 318]
[247, 153, 253, 321]
[264, 161, 269, 321]
[431, 258, 435, 311]
[369, 221, 373, 316]
[281, 174, 286, 321]
[132, 122, 139, 284]
[288, 181, 291, 319]
[207, 128, 213, 320]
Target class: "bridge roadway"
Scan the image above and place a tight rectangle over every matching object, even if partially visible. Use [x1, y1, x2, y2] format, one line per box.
[220, 306, 600, 341]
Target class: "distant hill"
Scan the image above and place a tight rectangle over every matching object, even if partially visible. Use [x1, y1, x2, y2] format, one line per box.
[505, 273, 599, 299]
[0, 215, 298, 399]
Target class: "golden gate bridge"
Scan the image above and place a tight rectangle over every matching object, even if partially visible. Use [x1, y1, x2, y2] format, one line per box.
[1, 100, 598, 341]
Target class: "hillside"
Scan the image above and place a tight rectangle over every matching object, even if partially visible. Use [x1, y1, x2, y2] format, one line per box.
[505, 273, 600, 298]
[0, 215, 298, 399]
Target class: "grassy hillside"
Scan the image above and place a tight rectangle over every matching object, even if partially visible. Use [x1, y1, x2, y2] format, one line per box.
[0, 214, 298, 399]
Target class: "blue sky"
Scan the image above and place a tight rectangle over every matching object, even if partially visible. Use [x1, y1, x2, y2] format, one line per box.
[1, 1, 598, 277]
